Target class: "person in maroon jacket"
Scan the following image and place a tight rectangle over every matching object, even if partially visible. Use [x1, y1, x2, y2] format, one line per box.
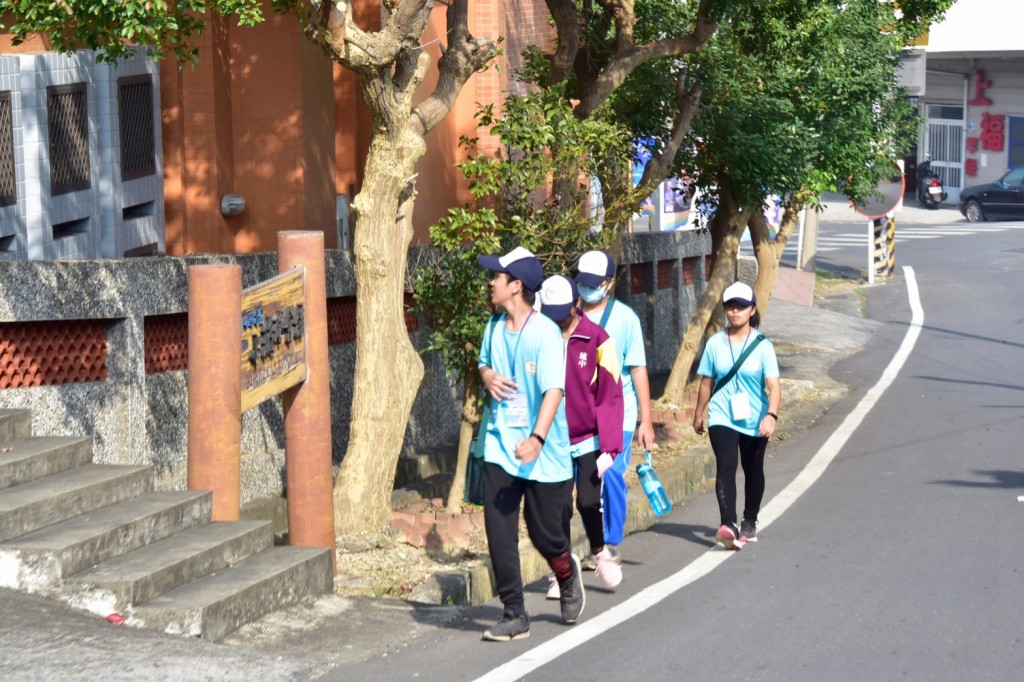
[538, 275, 625, 592]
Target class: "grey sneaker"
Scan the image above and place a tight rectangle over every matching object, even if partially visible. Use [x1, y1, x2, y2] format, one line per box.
[740, 520, 758, 543]
[482, 613, 530, 642]
[558, 555, 586, 624]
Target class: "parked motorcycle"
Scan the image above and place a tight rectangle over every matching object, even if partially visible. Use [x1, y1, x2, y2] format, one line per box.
[917, 160, 947, 209]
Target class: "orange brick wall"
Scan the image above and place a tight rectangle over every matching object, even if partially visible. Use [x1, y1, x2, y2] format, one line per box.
[162, 3, 336, 255]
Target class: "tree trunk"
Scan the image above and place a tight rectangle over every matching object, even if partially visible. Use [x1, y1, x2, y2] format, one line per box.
[748, 198, 805, 319]
[444, 370, 481, 512]
[333, 127, 427, 536]
[661, 191, 747, 404]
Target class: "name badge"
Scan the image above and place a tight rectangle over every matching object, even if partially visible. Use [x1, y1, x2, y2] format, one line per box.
[506, 392, 530, 428]
[730, 394, 751, 421]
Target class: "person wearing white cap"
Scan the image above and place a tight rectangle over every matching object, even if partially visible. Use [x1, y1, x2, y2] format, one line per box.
[691, 281, 781, 550]
[537, 275, 625, 596]
[574, 249, 655, 569]
[476, 247, 584, 641]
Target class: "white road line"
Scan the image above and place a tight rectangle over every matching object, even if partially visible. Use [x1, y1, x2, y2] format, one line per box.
[475, 268, 925, 682]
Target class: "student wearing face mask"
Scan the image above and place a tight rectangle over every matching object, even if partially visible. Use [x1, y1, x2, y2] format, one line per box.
[574, 250, 655, 571]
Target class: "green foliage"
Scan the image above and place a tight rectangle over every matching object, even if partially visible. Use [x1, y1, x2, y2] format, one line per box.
[607, 0, 951, 212]
[0, 0, 265, 63]
[414, 88, 637, 384]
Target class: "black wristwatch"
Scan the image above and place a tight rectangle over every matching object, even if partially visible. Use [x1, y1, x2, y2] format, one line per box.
[530, 432, 546, 446]
[767, 412, 778, 420]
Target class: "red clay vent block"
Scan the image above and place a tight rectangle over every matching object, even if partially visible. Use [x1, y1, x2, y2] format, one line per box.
[630, 262, 651, 295]
[327, 296, 357, 345]
[0, 320, 109, 388]
[682, 257, 696, 285]
[657, 260, 673, 289]
[144, 312, 188, 375]
[404, 293, 419, 333]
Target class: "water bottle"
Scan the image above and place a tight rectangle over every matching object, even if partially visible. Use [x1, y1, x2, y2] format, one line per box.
[636, 450, 672, 517]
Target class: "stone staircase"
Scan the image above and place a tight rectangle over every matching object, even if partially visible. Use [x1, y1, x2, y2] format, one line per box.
[0, 409, 332, 641]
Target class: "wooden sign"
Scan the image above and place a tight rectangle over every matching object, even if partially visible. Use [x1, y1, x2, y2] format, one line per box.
[240, 267, 307, 412]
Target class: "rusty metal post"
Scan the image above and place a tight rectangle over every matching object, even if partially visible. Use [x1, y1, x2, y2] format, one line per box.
[187, 264, 243, 521]
[278, 231, 336, 572]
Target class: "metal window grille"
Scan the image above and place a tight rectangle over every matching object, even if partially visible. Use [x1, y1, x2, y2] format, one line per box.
[1010, 117, 1024, 170]
[0, 91, 14, 207]
[118, 75, 156, 181]
[47, 83, 91, 196]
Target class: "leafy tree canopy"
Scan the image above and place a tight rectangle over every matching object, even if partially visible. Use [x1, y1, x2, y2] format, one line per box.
[0, 0, 265, 63]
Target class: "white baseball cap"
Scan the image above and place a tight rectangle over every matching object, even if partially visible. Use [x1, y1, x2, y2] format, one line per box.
[722, 282, 756, 306]
[538, 275, 579, 322]
[575, 250, 615, 288]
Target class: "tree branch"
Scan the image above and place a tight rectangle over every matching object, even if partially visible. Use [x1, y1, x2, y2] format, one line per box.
[635, 70, 702, 200]
[576, 0, 716, 118]
[595, 0, 636, 54]
[545, 0, 582, 85]
[411, 0, 497, 136]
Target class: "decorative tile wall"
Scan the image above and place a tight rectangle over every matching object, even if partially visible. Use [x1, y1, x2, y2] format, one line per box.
[0, 48, 164, 260]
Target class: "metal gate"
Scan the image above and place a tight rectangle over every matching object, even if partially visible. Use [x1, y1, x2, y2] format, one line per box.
[924, 115, 964, 203]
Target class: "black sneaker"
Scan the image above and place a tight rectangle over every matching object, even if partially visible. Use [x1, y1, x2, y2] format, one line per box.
[482, 613, 530, 642]
[740, 520, 758, 543]
[559, 555, 586, 624]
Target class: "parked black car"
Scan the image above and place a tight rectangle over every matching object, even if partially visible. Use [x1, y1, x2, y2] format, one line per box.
[959, 167, 1024, 222]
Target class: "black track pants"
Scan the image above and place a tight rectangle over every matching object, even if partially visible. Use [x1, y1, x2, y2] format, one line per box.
[708, 425, 768, 527]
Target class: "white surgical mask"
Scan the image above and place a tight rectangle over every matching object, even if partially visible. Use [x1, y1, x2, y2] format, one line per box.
[579, 284, 607, 304]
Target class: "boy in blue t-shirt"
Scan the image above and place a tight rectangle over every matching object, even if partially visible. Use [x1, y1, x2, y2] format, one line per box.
[476, 247, 586, 642]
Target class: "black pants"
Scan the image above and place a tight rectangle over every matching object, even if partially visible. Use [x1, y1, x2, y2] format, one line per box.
[483, 462, 572, 616]
[708, 425, 768, 527]
[562, 451, 605, 555]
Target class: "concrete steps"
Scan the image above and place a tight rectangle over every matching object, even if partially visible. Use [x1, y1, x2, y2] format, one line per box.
[0, 436, 93, 490]
[0, 408, 32, 444]
[0, 464, 154, 542]
[65, 520, 273, 615]
[0, 490, 211, 591]
[129, 546, 333, 642]
[0, 409, 333, 641]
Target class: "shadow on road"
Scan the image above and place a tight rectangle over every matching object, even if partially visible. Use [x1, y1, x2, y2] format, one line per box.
[931, 469, 1024, 490]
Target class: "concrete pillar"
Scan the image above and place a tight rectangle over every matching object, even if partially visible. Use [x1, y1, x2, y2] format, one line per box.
[278, 232, 336, 572]
[187, 264, 242, 521]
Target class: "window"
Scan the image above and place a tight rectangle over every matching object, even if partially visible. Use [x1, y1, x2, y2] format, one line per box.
[118, 75, 156, 180]
[927, 104, 963, 121]
[1009, 117, 1024, 170]
[0, 91, 14, 207]
[1002, 167, 1024, 187]
[47, 83, 91, 195]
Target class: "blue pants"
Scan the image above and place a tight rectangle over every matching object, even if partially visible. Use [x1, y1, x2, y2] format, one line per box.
[602, 430, 633, 545]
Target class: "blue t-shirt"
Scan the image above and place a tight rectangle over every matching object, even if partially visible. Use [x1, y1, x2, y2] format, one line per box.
[585, 299, 645, 431]
[697, 329, 779, 437]
[478, 312, 570, 482]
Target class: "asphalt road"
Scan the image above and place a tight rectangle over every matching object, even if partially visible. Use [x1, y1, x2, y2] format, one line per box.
[330, 217, 1024, 679]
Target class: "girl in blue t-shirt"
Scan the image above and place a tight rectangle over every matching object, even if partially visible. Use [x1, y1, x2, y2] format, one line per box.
[692, 282, 781, 550]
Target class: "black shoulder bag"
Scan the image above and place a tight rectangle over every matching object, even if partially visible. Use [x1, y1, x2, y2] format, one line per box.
[710, 335, 766, 398]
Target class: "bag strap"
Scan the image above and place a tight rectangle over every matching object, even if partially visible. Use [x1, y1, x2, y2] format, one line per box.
[711, 334, 766, 398]
[472, 313, 503, 459]
[598, 298, 615, 329]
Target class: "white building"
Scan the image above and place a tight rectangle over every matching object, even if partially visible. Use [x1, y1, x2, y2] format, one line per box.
[909, 0, 1024, 203]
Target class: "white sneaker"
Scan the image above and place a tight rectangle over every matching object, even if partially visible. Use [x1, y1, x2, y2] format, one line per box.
[545, 574, 560, 600]
[593, 547, 622, 588]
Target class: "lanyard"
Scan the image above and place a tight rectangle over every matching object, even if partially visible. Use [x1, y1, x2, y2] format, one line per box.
[727, 327, 752, 367]
[506, 310, 533, 381]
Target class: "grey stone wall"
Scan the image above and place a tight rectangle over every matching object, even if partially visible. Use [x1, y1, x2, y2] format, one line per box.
[0, 230, 711, 500]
